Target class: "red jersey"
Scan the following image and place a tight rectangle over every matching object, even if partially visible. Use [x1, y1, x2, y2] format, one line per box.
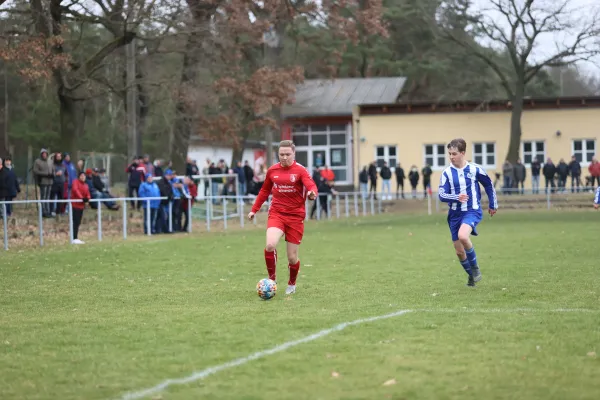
[251, 161, 318, 218]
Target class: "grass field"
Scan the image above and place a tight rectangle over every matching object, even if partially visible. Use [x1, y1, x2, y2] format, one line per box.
[1, 210, 599, 400]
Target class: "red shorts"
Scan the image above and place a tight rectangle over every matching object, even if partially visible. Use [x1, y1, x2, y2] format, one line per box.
[267, 213, 305, 245]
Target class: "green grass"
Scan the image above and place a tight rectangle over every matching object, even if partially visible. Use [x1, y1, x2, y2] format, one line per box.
[1, 211, 599, 400]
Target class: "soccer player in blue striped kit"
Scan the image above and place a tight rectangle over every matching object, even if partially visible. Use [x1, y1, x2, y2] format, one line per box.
[438, 138, 498, 287]
[594, 187, 600, 209]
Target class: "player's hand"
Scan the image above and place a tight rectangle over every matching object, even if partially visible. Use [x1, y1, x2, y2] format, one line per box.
[458, 193, 469, 203]
[307, 191, 316, 200]
[247, 211, 256, 220]
[594, 204, 599, 210]
[489, 208, 497, 216]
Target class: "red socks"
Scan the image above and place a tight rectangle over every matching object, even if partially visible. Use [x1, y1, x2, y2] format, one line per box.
[288, 260, 300, 285]
[264, 249, 277, 281]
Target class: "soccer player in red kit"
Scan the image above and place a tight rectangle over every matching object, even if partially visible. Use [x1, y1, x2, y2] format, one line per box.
[248, 140, 318, 295]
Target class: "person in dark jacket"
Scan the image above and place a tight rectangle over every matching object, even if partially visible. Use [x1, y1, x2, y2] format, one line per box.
[243, 160, 254, 195]
[3, 157, 20, 217]
[513, 159, 526, 195]
[359, 166, 369, 198]
[33, 148, 54, 217]
[380, 162, 392, 200]
[368, 161, 378, 199]
[395, 164, 405, 199]
[531, 157, 541, 194]
[421, 164, 433, 198]
[125, 156, 145, 209]
[556, 158, 569, 193]
[408, 165, 419, 198]
[0, 157, 9, 218]
[52, 152, 66, 215]
[568, 155, 581, 192]
[156, 169, 174, 233]
[543, 158, 556, 194]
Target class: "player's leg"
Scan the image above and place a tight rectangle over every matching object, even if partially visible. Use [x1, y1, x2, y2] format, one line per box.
[265, 216, 285, 281]
[449, 213, 474, 286]
[283, 219, 304, 295]
[459, 212, 483, 282]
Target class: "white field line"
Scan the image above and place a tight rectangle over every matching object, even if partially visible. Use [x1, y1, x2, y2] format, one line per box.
[116, 307, 599, 400]
[118, 309, 413, 400]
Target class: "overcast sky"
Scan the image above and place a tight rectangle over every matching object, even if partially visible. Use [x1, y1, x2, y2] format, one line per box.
[471, 0, 600, 77]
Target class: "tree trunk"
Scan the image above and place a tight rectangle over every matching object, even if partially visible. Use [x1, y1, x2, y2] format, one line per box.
[137, 69, 149, 156]
[58, 91, 85, 154]
[506, 81, 524, 164]
[231, 137, 247, 166]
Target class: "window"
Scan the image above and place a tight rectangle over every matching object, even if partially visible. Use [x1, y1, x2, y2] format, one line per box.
[424, 144, 446, 169]
[473, 142, 495, 167]
[572, 139, 596, 164]
[522, 141, 545, 165]
[375, 145, 397, 168]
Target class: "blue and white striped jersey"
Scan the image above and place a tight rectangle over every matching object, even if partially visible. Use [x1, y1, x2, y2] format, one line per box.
[595, 187, 600, 204]
[438, 163, 498, 212]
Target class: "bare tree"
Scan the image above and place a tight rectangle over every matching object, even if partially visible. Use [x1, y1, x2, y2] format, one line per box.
[437, 0, 600, 162]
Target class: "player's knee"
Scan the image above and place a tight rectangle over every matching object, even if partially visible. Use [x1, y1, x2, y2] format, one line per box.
[455, 249, 466, 259]
[265, 243, 277, 252]
[457, 231, 470, 243]
[287, 255, 298, 265]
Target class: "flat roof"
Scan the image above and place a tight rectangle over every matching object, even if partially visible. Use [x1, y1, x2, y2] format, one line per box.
[358, 96, 600, 116]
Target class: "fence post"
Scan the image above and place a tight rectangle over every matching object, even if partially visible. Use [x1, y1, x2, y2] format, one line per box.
[370, 195, 375, 215]
[547, 190, 551, 209]
[3, 203, 8, 250]
[335, 196, 340, 218]
[305, 199, 309, 221]
[188, 198, 192, 233]
[98, 201, 103, 241]
[345, 194, 349, 217]
[377, 195, 382, 214]
[38, 203, 44, 247]
[168, 202, 173, 232]
[316, 197, 321, 220]
[362, 196, 367, 216]
[205, 199, 210, 231]
[122, 200, 127, 240]
[239, 198, 244, 228]
[69, 202, 74, 243]
[354, 193, 359, 216]
[223, 199, 228, 230]
[146, 200, 151, 236]
[427, 194, 432, 215]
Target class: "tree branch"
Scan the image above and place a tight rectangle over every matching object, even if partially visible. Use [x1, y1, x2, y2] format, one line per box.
[83, 31, 135, 74]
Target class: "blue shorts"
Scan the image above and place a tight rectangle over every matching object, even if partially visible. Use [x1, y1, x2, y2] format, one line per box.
[447, 209, 483, 241]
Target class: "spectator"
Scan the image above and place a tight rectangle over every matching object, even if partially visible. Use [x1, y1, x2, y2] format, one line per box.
[531, 157, 541, 194]
[513, 158, 526, 194]
[33, 148, 54, 218]
[62, 152, 77, 199]
[126, 156, 145, 209]
[568, 155, 581, 192]
[395, 163, 405, 199]
[142, 154, 154, 176]
[408, 165, 419, 198]
[368, 161, 378, 199]
[359, 166, 369, 199]
[181, 176, 197, 232]
[70, 171, 91, 244]
[589, 157, 600, 187]
[0, 157, 8, 218]
[543, 158, 556, 193]
[243, 160, 254, 195]
[3, 157, 20, 217]
[233, 161, 246, 197]
[52, 152, 66, 215]
[556, 158, 569, 193]
[502, 159, 514, 195]
[380, 161, 392, 200]
[138, 173, 161, 234]
[421, 164, 432, 198]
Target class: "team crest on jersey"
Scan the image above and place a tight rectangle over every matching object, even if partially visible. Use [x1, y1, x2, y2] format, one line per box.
[289, 174, 297, 182]
[467, 173, 475, 179]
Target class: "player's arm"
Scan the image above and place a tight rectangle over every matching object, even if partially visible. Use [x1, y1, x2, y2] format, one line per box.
[300, 167, 318, 200]
[250, 170, 273, 214]
[477, 166, 498, 212]
[438, 172, 460, 203]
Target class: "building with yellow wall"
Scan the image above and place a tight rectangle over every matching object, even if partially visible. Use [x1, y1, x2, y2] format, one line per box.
[354, 97, 600, 193]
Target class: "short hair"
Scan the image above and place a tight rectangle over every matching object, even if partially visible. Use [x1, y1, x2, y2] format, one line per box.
[447, 138, 467, 153]
[278, 140, 295, 151]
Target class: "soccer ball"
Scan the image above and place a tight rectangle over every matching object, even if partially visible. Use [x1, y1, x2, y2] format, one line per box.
[256, 278, 277, 300]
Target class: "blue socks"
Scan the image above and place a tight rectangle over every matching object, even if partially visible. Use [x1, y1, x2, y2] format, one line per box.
[465, 247, 478, 268]
[460, 258, 472, 275]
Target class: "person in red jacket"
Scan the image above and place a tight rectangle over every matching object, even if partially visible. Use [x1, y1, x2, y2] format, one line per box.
[70, 171, 91, 244]
[248, 140, 317, 295]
